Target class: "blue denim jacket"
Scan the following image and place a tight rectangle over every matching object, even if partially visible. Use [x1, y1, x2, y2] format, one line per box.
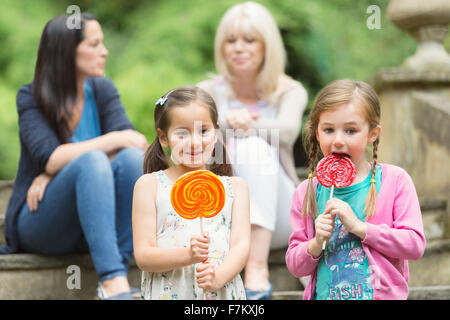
[0, 77, 135, 253]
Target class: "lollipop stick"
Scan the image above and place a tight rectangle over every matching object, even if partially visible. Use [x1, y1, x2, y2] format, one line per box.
[322, 185, 334, 250]
[200, 216, 204, 234]
[171, 170, 225, 301]
[199, 216, 206, 300]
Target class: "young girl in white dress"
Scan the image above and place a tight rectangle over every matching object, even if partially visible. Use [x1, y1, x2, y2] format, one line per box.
[132, 86, 250, 300]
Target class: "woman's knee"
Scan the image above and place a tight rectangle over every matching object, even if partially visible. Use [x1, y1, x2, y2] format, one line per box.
[74, 150, 111, 176]
[113, 147, 144, 174]
[116, 147, 144, 165]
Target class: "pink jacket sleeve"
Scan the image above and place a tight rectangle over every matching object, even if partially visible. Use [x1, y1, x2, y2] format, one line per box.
[285, 179, 322, 278]
[362, 167, 426, 260]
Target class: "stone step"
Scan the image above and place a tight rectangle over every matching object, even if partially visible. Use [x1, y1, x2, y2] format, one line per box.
[0, 180, 13, 246]
[0, 249, 298, 299]
[419, 198, 449, 240]
[295, 166, 309, 180]
[409, 238, 450, 287]
[0, 253, 142, 299]
[407, 285, 450, 300]
[0, 241, 448, 299]
[271, 290, 303, 300]
[271, 285, 450, 300]
[267, 249, 304, 292]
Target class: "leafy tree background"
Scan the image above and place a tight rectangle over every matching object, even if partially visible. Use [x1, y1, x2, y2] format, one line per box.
[1, 0, 445, 179]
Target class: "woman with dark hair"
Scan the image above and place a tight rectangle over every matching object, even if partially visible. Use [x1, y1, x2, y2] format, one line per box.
[0, 13, 148, 299]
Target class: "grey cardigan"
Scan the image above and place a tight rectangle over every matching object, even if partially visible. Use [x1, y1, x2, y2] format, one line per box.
[0, 77, 135, 253]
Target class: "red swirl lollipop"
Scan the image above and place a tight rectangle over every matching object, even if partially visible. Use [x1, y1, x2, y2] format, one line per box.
[315, 153, 356, 250]
[316, 153, 356, 188]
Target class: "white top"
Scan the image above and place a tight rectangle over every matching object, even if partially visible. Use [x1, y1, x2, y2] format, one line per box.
[140, 170, 246, 300]
[197, 75, 308, 185]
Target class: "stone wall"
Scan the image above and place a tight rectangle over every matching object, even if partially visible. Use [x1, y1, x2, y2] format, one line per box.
[371, 68, 450, 205]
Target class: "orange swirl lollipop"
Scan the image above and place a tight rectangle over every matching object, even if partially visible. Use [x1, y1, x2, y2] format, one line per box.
[170, 170, 225, 300]
[171, 170, 225, 221]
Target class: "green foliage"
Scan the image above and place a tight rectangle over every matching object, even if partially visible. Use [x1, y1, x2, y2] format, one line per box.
[0, 0, 424, 179]
[0, 79, 20, 178]
[0, 0, 61, 179]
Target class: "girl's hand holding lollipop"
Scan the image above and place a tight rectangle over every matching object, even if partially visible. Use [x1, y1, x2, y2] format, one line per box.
[315, 153, 356, 250]
[170, 170, 225, 298]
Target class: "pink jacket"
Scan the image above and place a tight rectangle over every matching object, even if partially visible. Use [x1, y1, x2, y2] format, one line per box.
[285, 163, 426, 300]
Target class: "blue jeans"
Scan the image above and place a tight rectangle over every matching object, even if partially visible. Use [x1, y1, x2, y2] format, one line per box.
[17, 148, 144, 282]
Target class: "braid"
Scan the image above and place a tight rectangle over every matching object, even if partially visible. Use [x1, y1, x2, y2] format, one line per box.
[372, 138, 378, 168]
[302, 124, 319, 217]
[308, 131, 319, 176]
[364, 138, 379, 219]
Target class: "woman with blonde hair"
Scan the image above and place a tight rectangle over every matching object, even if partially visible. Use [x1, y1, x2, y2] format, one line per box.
[198, 1, 308, 299]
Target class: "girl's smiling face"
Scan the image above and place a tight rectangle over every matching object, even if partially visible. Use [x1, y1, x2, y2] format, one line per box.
[158, 103, 217, 170]
[316, 103, 380, 174]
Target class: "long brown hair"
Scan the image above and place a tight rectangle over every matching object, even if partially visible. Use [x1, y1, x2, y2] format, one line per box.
[33, 13, 96, 143]
[143, 86, 233, 176]
[302, 79, 380, 219]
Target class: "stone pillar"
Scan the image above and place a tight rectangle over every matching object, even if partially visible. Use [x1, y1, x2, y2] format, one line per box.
[371, 70, 450, 201]
[386, 0, 450, 71]
[370, 1, 450, 203]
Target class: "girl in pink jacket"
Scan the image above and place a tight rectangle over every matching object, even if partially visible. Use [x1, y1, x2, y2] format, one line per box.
[286, 79, 425, 300]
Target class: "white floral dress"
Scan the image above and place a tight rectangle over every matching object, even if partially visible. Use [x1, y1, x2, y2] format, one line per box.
[140, 170, 246, 300]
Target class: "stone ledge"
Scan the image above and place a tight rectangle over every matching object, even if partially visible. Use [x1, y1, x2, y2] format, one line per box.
[268, 248, 287, 265]
[0, 180, 14, 190]
[271, 285, 450, 300]
[419, 198, 447, 212]
[271, 290, 303, 300]
[0, 180, 13, 229]
[408, 285, 450, 300]
[0, 249, 288, 270]
[371, 67, 450, 91]
[0, 265, 142, 300]
[409, 240, 450, 286]
[295, 167, 309, 180]
[0, 253, 137, 270]
[422, 239, 450, 256]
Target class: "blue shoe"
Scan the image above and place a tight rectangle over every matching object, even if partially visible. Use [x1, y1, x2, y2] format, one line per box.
[245, 283, 273, 300]
[96, 283, 134, 300]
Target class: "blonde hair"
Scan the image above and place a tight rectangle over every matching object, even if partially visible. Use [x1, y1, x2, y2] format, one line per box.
[302, 79, 380, 220]
[214, 1, 287, 103]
